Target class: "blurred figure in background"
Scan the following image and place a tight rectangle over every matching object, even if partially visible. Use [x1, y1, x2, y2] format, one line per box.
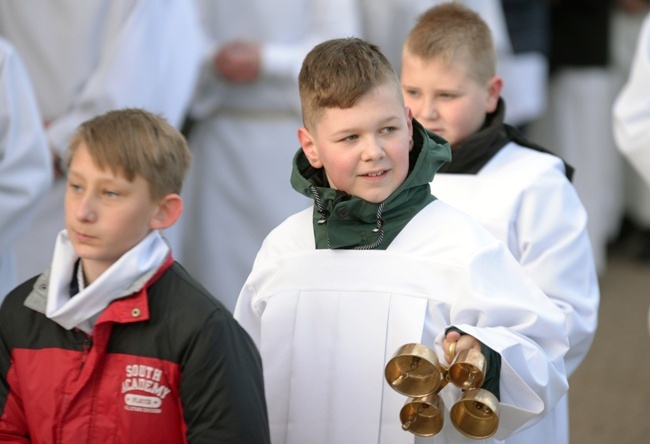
[612, 7, 650, 335]
[0, 38, 52, 302]
[0, 0, 205, 283]
[610, 0, 650, 260]
[175, 0, 361, 311]
[528, 0, 619, 274]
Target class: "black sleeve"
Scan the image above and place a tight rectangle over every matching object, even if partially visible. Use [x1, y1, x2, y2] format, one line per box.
[180, 308, 270, 444]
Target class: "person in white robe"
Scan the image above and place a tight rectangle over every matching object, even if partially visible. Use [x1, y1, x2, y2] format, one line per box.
[0, 0, 205, 283]
[612, 9, 650, 336]
[175, 0, 362, 311]
[398, 5, 599, 443]
[0, 38, 52, 301]
[235, 37, 569, 444]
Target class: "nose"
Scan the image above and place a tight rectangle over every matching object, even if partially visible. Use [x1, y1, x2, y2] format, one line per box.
[420, 96, 439, 121]
[360, 136, 385, 161]
[75, 194, 97, 223]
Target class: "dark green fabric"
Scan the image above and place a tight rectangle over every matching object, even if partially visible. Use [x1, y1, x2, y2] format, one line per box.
[290, 119, 451, 250]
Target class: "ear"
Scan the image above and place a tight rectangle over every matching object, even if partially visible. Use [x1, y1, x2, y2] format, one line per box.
[486, 75, 503, 113]
[150, 194, 183, 230]
[297, 126, 323, 169]
[405, 106, 415, 151]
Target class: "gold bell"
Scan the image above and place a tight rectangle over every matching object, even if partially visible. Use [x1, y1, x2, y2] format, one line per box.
[385, 343, 443, 397]
[447, 348, 486, 390]
[399, 392, 445, 437]
[450, 388, 500, 439]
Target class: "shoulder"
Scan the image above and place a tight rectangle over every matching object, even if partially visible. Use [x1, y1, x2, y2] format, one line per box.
[1, 275, 40, 314]
[0, 274, 47, 345]
[491, 143, 568, 177]
[152, 262, 232, 316]
[254, 207, 314, 260]
[143, 262, 257, 356]
[392, 200, 504, 256]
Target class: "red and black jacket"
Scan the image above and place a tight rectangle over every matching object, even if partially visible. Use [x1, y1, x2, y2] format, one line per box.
[0, 257, 270, 443]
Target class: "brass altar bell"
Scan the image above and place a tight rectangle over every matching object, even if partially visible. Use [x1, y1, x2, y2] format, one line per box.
[385, 343, 500, 439]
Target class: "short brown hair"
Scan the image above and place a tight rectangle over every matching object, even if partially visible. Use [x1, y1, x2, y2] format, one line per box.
[66, 108, 190, 199]
[403, 3, 495, 85]
[299, 37, 401, 130]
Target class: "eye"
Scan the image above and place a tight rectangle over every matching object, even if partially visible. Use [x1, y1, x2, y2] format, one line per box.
[103, 190, 120, 198]
[381, 126, 397, 134]
[403, 89, 420, 98]
[68, 182, 83, 193]
[341, 134, 358, 142]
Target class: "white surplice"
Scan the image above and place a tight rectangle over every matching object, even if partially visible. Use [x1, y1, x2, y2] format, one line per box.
[235, 200, 569, 444]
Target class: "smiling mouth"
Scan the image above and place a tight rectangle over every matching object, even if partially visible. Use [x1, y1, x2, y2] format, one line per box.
[364, 170, 386, 177]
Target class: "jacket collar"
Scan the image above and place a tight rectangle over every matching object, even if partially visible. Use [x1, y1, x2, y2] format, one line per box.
[290, 119, 451, 250]
[440, 98, 574, 181]
[438, 98, 509, 175]
[24, 236, 174, 331]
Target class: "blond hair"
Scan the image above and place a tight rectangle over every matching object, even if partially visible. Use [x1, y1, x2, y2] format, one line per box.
[66, 108, 190, 199]
[299, 37, 401, 130]
[404, 2, 495, 85]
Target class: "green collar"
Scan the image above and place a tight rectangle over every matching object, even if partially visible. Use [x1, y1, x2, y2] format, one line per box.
[290, 119, 451, 249]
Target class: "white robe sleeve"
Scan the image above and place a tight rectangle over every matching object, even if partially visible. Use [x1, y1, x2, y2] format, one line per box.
[613, 11, 650, 185]
[0, 38, 52, 257]
[259, 0, 362, 81]
[516, 168, 598, 376]
[438, 239, 569, 439]
[46, 0, 204, 154]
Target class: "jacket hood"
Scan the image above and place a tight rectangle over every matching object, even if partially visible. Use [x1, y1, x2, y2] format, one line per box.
[290, 119, 451, 249]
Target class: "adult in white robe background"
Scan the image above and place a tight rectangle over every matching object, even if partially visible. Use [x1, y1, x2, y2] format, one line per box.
[612, 9, 650, 335]
[357, 0, 548, 128]
[527, 1, 621, 274]
[174, 0, 362, 311]
[0, 0, 205, 283]
[0, 38, 52, 301]
[610, 3, 650, 256]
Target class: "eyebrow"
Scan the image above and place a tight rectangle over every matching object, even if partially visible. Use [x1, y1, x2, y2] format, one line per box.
[332, 115, 403, 136]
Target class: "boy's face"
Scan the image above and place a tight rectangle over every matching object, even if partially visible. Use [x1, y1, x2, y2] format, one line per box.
[400, 52, 501, 148]
[65, 143, 168, 279]
[298, 81, 414, 203]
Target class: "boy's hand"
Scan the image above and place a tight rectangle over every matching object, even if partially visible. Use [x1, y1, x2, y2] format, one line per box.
[443, 330, 480, 364]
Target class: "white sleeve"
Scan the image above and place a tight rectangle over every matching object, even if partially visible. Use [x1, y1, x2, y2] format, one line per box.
[259, 0, 362, 80]
[437, 240, 569, 439]
[46, 0, 205, 154]
[0, 38, 52, 254]
[517, 167, 599, 376]
[613, 11, 650, 185]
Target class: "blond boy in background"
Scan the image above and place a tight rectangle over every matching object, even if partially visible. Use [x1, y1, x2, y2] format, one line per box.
[401, 4, 599, 443]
